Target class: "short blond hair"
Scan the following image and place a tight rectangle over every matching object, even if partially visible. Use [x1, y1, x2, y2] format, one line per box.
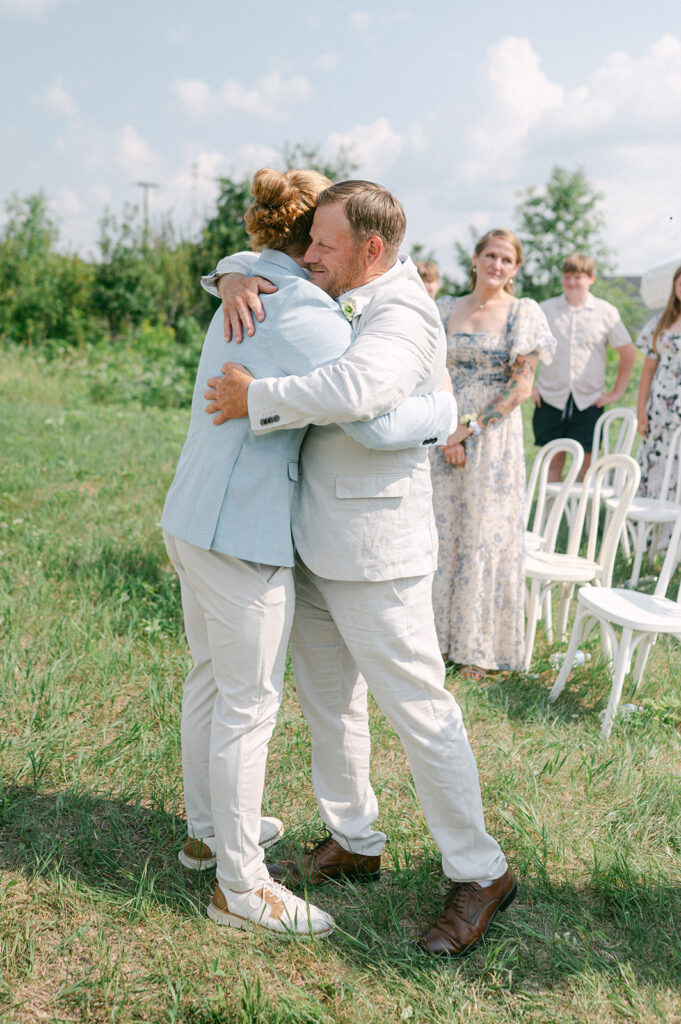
[245, 167, 332, 253]
[416, 259, 439, 283]
[316, 180, 406, 263]
[562, 253, 595, 276]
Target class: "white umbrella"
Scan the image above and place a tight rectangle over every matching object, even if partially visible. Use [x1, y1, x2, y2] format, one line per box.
[640, 258, 680, 310]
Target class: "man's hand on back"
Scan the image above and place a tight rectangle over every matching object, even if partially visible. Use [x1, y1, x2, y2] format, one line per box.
[217, 274, 277, 342]
[205, 363, 255, 424]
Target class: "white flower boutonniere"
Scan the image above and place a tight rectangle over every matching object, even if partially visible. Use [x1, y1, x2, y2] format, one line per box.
[340, 299, 356, 322]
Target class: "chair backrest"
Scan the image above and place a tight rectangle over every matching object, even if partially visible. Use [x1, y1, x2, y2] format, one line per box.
[654, 508, 681, 600]
[526, 439, 584, 550]
[567, 453, 641, 585]
[592, 407, 637, 459]
[657, 423, 681, 504]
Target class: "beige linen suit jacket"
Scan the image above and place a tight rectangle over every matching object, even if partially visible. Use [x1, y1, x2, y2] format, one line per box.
[245, 257, 447, 582]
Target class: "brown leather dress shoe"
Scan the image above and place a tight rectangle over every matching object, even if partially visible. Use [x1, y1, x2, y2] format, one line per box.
[267, 834, 381, 886]
[417, 868, 517, 957]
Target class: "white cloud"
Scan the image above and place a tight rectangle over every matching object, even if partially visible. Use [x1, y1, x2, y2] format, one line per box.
[54, 185, 82, 216]
[173, 72, 311, 120]
[172, 78, 212, 116]
[117, 125, 159, 177]
[409, 122, 427, 153]
[462, 37, 563, 182]
[348, 10, 408, 35]
[34, 76, 77, 115]
[552, 34, 681, 138]
[327, 118, 405, 178]
[349, 11, 371, 33]
[314, 52, 339, 71]
[0, 0, 69, 17]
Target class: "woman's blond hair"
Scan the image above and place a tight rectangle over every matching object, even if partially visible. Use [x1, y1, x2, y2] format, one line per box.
[469, 228, 523, 294]
[244, 168, 332, 253]
[652, 264, 681, 354]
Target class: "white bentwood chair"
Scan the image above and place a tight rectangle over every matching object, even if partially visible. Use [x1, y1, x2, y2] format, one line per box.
[525, 439, 584, 554]
[605, 423, 681, 587]
[548, 508, 681, 739]
[524, 454, 640, 670]
[545, 407, 637, 529]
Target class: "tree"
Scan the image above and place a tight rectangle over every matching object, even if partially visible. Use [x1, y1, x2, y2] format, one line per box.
[514, 166, 614, 302]
[280, 141, 358, 182]
[0, 192, 98, 347]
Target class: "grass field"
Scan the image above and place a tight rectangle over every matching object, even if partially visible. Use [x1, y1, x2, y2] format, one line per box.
[1, 345, 680, 1024]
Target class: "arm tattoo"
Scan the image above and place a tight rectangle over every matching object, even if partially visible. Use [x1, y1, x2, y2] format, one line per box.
[477, 354, 539, 429]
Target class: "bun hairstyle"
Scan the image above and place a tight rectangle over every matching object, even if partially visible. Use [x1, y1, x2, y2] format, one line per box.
[245, 168, 333, 254]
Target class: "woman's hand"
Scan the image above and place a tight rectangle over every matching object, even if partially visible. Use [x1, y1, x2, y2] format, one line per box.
[442, 442, 466, 466]
[637, 412, 648, 437]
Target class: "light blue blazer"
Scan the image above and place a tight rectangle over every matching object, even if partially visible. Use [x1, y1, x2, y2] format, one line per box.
[162, 249, 454, 566]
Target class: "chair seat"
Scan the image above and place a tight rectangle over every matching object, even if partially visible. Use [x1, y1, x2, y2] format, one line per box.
[605, 495, 680, 523]
[578, 585, 681, 633]
[526, 550, 602, 583]
[546, 482, 616, 501]
[525, 530, 544, 552]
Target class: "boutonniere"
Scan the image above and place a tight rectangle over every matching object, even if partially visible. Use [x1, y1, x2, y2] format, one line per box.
[340, 299, 356, 322]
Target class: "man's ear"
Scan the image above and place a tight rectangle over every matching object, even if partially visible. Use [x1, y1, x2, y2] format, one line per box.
[364, 235, 385, 268]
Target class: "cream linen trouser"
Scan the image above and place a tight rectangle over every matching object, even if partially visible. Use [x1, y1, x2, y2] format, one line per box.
[164, 532, 294, 891]
[290, 558, 508, 883]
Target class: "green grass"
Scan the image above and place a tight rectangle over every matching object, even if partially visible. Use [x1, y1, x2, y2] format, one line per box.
[1, 345, 680, 1024]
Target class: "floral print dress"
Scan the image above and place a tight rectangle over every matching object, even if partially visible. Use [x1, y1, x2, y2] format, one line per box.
[430, 297, 555, 671]
[635, 317, 681, 538]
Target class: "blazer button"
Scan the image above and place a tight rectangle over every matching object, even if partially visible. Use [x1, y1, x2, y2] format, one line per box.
[272, 415, 280, 422]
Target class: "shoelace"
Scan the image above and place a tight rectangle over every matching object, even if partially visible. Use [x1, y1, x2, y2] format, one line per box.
[445, 882, 480, 912]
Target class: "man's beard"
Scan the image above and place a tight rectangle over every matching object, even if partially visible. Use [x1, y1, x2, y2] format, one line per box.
[311, 250, 365, 298]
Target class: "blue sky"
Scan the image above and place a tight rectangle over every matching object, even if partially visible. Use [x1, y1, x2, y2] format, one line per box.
[1, 0, 680, 276]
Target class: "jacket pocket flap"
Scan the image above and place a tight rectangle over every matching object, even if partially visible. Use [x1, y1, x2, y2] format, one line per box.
[287, 461, 299, 482]
[335, 474, 410, 499]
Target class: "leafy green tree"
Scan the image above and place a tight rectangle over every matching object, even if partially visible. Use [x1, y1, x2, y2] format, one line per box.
[93, 204, 168, 335]
[280, 141, 358, 182]
[514, 166, 614, 301]
[0, 191, 98, 347]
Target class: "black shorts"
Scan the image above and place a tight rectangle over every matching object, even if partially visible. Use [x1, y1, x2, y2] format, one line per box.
[533, 395, 602, 452]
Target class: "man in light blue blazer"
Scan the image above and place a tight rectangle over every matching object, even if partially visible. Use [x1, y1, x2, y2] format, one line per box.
[206, 180, 517, 958]
[162, 169, 456, 939]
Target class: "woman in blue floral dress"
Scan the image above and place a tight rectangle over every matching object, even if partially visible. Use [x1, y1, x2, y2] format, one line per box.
[430, 229, 555, 674]
[635, 264, 681, 525]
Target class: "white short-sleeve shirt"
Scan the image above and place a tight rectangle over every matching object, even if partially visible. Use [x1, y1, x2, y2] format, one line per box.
[536, 293, 632, 411]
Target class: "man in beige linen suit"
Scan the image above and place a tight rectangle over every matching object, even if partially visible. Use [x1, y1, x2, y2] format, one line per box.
[205, 180, 516, 957]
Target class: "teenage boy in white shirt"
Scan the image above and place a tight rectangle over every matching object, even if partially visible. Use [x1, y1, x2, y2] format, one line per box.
[532, 253, 636, 481]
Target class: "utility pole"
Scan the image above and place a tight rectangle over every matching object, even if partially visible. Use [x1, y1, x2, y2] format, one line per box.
[134, 180, 159, 245]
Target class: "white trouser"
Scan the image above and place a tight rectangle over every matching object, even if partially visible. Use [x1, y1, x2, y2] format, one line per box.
[164, 532, 294, 891]
[290, 558, 507, 883]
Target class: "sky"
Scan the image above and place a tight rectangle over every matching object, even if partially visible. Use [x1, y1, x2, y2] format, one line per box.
[1, 0, 680, 277]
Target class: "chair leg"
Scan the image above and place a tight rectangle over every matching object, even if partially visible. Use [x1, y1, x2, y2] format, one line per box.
[600, 620, 613, 665]
[628, 522, 648, 587]
[620, 516, 631, 559]
[548, 605, 587, 702]
[600, 627, 633, 740]
[543, 588, 554, 644]
[524, 579, 542, 671]
[557, 582, 574, 638]
[633, 633, 656, 691]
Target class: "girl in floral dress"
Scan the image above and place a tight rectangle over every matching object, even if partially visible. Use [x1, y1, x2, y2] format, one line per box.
[636, 265, 681, 538]
[430, 229, 555, 675]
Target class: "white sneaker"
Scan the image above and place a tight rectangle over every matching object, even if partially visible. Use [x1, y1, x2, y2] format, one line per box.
[208, 879, 335, 938]
[178, 816, 284, 870]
